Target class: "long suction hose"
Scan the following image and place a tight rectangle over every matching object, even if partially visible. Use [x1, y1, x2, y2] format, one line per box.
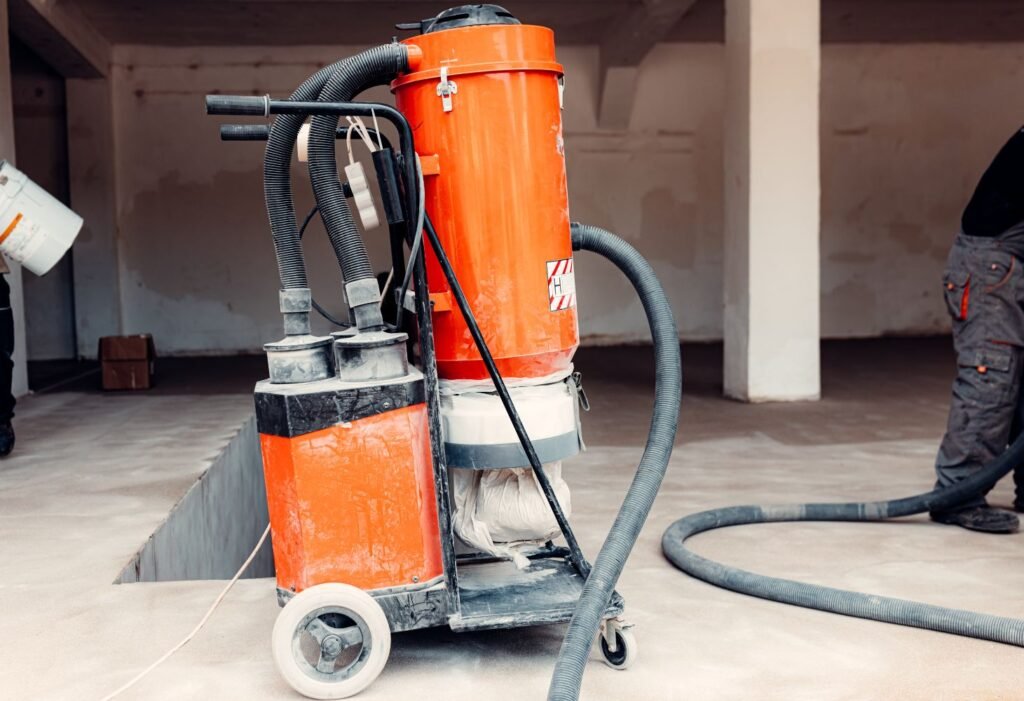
[552, 223, 1024, 700]
[548, 223, 682, 701]
[663, 431, 1024, 646]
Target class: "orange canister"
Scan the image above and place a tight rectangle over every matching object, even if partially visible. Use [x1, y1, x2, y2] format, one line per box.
[393, 23, 579, 381]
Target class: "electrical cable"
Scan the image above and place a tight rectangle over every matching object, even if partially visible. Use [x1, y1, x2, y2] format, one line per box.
[344, 115, 378, 163]
[298, 203, 393, 326]
[297, 204, 349, 328]
[378, 267, 395, 312]
[97, 524, 272, 701]
[394, 153, 425, 329]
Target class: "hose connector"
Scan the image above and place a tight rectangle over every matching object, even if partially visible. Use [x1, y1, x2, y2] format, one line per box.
[265, 288, 333, 384]
[405, 44, 424, 72]
[345, 278, 385, 330]
[280, 287, 312, 336]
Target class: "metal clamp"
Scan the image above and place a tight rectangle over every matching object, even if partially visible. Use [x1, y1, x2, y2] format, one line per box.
[436, 66, 458, 113]
[344, 278, 382, 308]
[572, 371, 590, 412]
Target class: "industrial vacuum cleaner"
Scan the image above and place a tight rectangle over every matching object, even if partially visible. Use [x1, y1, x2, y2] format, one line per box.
[206, 5, 681, 699]
[206, 5, 1024, 699]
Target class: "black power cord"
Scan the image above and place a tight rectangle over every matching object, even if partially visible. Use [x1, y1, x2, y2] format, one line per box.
[298, 204, 350, 328]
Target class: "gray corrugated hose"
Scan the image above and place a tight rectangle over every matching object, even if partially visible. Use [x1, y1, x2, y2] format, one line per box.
[263, 44, 407, 329]
[662, 430, 1024, 646]
[548, 223, 682, 701]
[307, 44, 408, 329]
[263, 59, 349, 290]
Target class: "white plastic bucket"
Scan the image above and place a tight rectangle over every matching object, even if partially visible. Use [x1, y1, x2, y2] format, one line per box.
[0, 160, 83, 276]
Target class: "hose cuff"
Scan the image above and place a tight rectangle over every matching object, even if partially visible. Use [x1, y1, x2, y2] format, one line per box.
[351, 303, 385, 330]
[280, 288, 312, 336]
[279, 288, 312, 312]
[344, 279, 381, 308]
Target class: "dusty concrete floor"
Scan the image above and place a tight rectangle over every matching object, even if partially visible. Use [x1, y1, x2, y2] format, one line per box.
[3, 339, 1024, 700]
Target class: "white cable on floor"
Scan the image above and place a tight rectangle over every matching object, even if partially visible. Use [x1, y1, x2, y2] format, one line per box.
[98, 523, 272, 701]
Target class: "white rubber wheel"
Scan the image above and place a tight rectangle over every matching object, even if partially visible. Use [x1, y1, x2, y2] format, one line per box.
[272, 583, 391, 699]
[599, 627, 638, 670]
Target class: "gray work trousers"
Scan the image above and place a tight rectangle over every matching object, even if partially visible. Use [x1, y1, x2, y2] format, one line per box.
[935, 233, 1024, 508]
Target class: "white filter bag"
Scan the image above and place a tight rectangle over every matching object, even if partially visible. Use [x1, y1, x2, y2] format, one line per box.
[451, 462, 571, 569]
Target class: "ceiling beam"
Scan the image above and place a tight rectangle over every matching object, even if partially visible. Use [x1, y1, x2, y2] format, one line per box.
[8, 0, 110, 78]
[597, 0, 698, 129]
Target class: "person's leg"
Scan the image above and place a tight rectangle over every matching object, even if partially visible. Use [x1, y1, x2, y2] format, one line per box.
[0, 274, 15, 457]
[1010, 389, 1024, 511]
[0, 275, 14, 417]
[933, 240, 1022, 531]
[934, 346, 1022, 497]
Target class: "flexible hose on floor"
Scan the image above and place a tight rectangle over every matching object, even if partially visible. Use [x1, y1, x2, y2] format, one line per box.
[663, 403, 1024, 646]
[548, 223, 682, 701]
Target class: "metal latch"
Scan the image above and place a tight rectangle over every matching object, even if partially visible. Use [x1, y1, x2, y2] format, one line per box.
[436, 66, 458, 113]
[572, 371, 590, 412]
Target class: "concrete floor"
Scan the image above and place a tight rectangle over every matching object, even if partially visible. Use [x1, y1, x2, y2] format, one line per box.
[3, 339, 1024, 700]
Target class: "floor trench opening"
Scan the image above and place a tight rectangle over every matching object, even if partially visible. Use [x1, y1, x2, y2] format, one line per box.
[115, 416, 275, 583]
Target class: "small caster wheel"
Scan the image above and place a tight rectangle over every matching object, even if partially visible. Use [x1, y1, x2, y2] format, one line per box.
[272, 583, 391, 699]
[599, 619, 637, 670]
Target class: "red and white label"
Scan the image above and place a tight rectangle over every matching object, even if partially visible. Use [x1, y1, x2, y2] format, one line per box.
[547, 258, 576, 312]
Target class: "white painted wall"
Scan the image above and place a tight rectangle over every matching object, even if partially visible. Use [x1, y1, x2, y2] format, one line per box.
[93, 41, 1024, 355]
[11, 41, 77, 362]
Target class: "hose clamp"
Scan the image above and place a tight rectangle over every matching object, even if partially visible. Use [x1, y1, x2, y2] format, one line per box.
[279, 288, 312, 313]
[345, 278, 381, 308]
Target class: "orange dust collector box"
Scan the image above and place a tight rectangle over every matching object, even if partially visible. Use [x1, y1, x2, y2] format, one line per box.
[99, 334, 155, 390]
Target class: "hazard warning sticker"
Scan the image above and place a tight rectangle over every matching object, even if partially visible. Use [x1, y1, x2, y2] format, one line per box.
[547, 258, 576, 312]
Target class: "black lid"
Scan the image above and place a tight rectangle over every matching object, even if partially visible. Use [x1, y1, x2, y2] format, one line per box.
[396, 4, 520, 35]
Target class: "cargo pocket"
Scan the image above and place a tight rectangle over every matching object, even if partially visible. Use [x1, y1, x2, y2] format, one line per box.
[943, 268, 971, 321]
[958, 343, 1016, 404]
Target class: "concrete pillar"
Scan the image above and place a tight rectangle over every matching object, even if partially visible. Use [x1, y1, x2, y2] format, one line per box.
[67, 78, 120, 357]
[723, 0, 821, 402]
[0, 0, 31, 397]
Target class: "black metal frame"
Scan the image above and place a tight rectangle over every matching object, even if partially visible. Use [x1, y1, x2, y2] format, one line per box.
[420, 214, 591, 577]
[212, 95, 599, 626]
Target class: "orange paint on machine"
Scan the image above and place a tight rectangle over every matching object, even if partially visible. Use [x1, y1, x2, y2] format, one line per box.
[261, 404, 443, 594]
[393, 24, 579, 381]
